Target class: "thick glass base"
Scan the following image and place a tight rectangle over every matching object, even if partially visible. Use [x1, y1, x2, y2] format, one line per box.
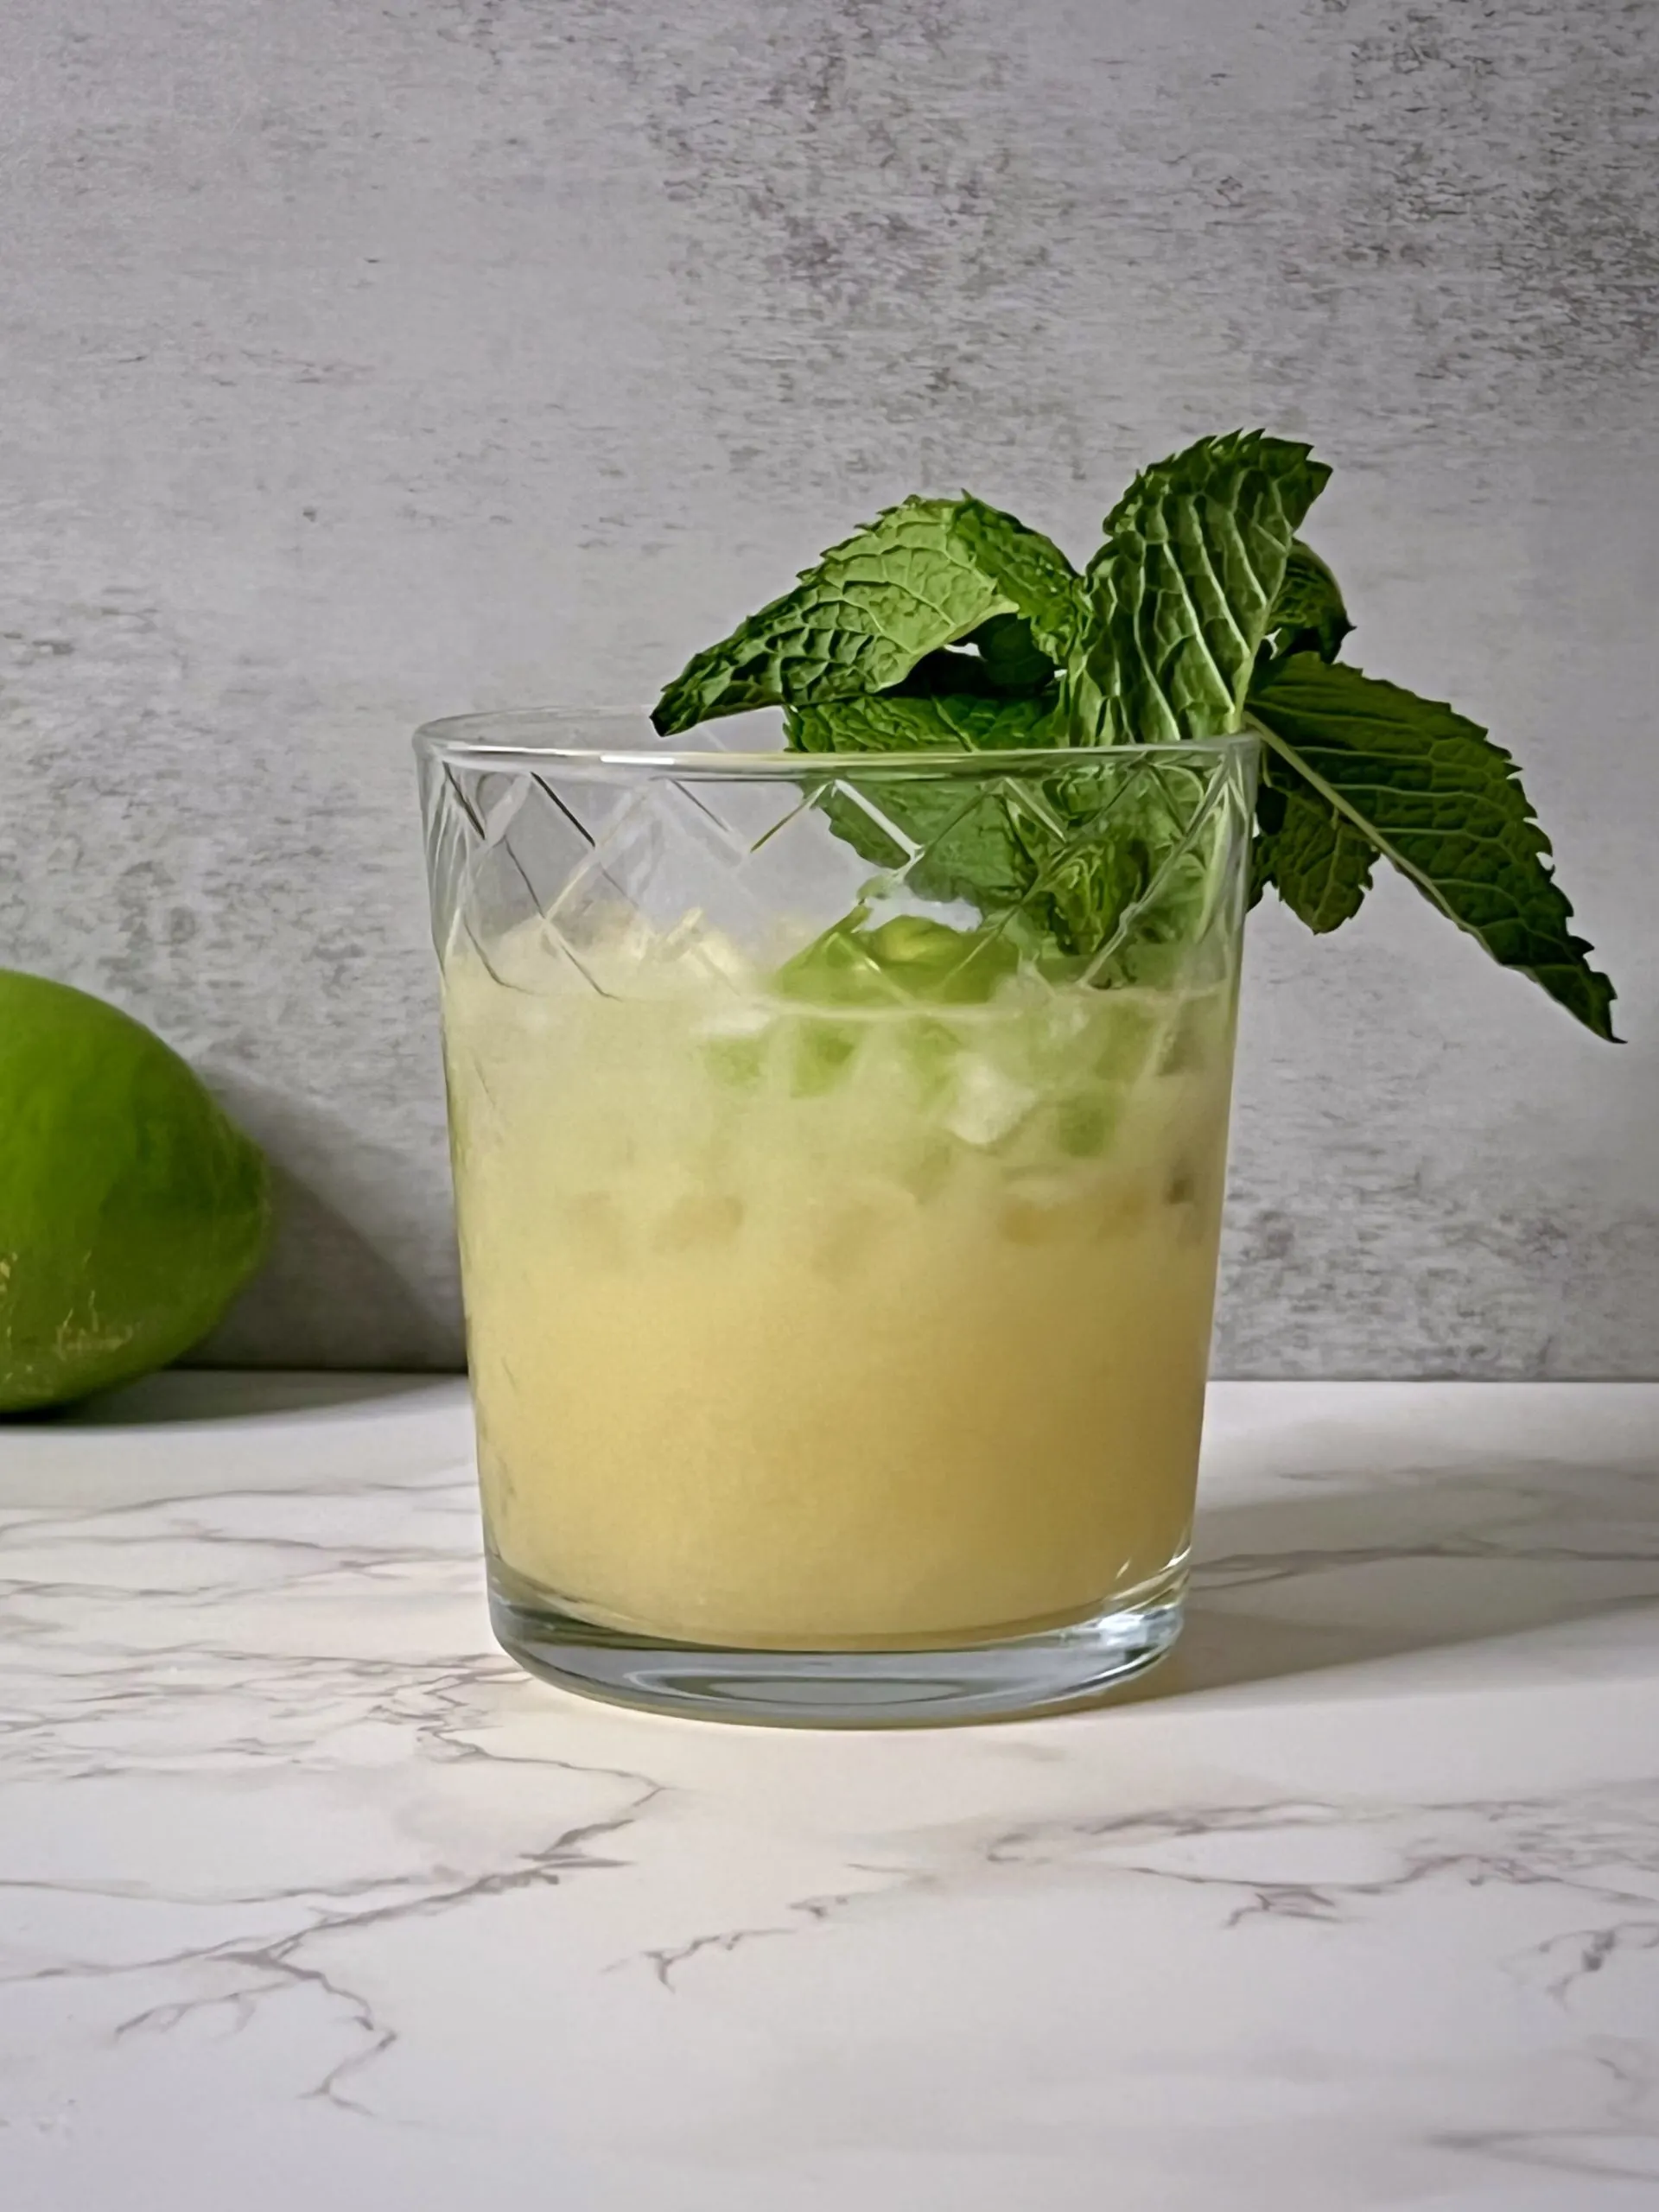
[487, 1560, 1186, 1728]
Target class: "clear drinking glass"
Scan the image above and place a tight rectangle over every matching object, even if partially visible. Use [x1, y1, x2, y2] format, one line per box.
[416, 710, 1257, 1725]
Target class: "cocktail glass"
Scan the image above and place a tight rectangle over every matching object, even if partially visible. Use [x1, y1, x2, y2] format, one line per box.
[416, 711, 1256, 1724]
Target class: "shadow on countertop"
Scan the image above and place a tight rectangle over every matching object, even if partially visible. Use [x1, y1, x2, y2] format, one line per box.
[1122, 1438, 1659, 1707]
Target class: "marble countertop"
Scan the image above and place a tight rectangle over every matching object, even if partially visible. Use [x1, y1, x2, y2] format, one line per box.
[3, 1376, 1658, 2211]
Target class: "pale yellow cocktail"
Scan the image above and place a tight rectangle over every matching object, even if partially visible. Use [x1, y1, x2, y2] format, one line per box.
[442, 913, 1236, 1651]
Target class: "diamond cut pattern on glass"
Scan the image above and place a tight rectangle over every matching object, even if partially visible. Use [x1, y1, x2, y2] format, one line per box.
[427, 747, 1253, 999]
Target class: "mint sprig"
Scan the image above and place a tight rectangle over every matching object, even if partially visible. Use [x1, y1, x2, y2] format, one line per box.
[652, 430, 1617, 1038]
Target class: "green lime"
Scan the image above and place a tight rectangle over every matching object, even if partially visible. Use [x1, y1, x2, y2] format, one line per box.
[0, 970, 272, 1413]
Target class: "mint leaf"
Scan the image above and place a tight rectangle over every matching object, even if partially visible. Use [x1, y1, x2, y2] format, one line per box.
[892, 648, 1004, 700]
[1248, 657, 1617, 1038]
[1249, 542, 1362, 920]
[969, 613, 1057, 695]
[1262, 539, 1351, 665]
[652, 498, 1084, 734]
[1078, 431, 1332, 742]
[1251, 763, 1376, 930]
[948, 499, 1086, 664]
[817, 777, 1031, 916]
[1012, 760, 1224, 971]
[786, 692, 1058, 754]
[786, 693, 1050, 914]
[868, 616, 1058, 703]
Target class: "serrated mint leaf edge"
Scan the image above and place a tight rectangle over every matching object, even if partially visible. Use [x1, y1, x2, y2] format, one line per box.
[1243, 684, 1618, 1039]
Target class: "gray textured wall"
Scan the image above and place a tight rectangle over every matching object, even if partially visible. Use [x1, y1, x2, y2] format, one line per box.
[3, 0, 1656, 1377]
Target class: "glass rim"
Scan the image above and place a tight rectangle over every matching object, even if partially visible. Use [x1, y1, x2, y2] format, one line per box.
[414, 706, 1261, 780]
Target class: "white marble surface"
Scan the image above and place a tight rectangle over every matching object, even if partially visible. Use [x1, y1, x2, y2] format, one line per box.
[3, 1376, 1658, 2210]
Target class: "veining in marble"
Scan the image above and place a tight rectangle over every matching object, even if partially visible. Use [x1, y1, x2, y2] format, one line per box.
[3, 1376, 1657, 2207]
